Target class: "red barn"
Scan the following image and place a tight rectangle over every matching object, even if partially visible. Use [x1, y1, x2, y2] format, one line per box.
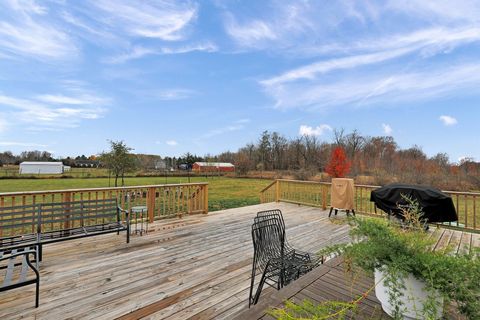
[192, 162, 235, 173]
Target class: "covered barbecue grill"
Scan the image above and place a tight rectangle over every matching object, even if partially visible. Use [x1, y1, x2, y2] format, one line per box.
[370, 183, 458, 223]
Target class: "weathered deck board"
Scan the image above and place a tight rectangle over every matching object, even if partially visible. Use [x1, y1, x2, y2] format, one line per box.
[0, 202, 477, 320]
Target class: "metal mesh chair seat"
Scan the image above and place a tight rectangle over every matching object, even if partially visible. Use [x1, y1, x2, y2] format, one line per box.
[260, 254, 303, 287]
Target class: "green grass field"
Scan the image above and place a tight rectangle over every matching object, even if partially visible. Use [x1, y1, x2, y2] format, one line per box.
[0, 176, 272, 212]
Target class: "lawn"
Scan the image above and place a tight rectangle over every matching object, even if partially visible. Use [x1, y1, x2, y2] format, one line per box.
[0, 176, 273, 212]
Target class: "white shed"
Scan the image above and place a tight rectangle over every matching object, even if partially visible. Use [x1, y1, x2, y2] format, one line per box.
[19, 162, 66, 174]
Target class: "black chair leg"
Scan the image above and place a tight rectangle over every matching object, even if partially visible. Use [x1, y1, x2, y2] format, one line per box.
[328, 207, 334, 217]
[35, 278, 39, 308]
[352, 209, 356, 216]
[248, 283, 254, 307]
[253, 272, 267, 305]
[248, 260, 257, 308]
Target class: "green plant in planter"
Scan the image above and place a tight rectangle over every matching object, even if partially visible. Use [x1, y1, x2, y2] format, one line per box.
[324, 197, 480, 319]
[269, 197, 480, 320]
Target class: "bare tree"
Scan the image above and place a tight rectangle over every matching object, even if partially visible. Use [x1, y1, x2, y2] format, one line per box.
[333, 128, 346, 147]
[345, 130, 365, 174]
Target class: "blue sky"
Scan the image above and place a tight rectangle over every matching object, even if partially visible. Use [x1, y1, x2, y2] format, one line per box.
[0, 0, 479, 162]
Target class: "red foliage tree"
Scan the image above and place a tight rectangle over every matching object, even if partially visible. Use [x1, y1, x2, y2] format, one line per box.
[326, 146, 351, 178]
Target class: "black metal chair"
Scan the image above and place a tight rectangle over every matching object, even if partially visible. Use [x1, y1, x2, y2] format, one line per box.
[256, 209, 316, 269]
[249, 217, 317, 307]
[249, 218, 288, 307]
[0, 248, 39, 308]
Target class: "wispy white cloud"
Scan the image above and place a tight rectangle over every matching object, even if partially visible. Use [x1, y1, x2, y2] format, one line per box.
[103, 46, 155, 64]
[5, 0, 48, 15]
[127, 87, 198, 101]
[36, 94, 110, 105]
[0, 10, 77, 60]
[222, 2, 319, 49]
[299, 124, 332, 137]
[155, 89, 196, 101]
[92, 0, 197, 41]
[60, 10, 117, 42]
[439, 115, 458, 126]
[166, 140, 178, 146]
[382, 123, 393, 135]
[225, 17, 277, 48]
[0, 0, 202, 61]
[0, 88, 109, 129]
[262, 26, 480, 87]
[387, 1, 480, 24]
[105, 43, 217, 64]
[299, 26, 480, 58]
[262, 48, 415, 87]
[257, 6, 480, 110]
[161, 43, 218, 54]
[198, 120, 249, 140]
[264, 63, 480, 110]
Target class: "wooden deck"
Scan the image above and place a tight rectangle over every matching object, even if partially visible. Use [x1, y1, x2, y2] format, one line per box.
[0, 202, 478, 320]
[232, 257, 389, 319]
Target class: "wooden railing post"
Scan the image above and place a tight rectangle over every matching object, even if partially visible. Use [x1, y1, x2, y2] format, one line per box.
[147, 187, 156, 223]
[186, 186, 191, 215]
[321, 185, 327, 210]
[203, 185, 209, 214]
[63, 191, 72, 230]
[275, 180, 280, 202]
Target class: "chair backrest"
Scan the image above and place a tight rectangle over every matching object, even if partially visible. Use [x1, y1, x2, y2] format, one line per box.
[256, 209, 285, 235]
[251, 218, 285, 273]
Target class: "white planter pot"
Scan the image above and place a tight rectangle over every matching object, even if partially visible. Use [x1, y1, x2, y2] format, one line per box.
[374, 268, 444, 320]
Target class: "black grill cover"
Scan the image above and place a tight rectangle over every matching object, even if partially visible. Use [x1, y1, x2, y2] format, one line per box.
[370, 183, 457, 223]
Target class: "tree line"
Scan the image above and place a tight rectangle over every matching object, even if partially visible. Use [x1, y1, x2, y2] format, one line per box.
[212, 130, 479, 191]
[1, 129, 478, 190]
[0, 150, 54, 165]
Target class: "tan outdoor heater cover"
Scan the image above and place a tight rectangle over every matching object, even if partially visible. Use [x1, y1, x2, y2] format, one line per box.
[331, 178, 355, 210]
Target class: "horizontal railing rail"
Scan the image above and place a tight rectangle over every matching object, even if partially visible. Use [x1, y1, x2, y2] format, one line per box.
[0, 183, 208, 238]
[260, 179, 480, 233]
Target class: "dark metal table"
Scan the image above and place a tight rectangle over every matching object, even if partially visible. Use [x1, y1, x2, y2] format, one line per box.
[131, 206, 148, 235]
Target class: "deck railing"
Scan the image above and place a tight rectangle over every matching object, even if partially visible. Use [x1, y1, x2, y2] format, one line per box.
[0, 183, 208, 238]
[260, 179, 480, 233]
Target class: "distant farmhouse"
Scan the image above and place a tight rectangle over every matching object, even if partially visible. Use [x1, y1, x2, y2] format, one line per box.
[192, 162, 235, 173]
[19, 162, 70, 174]
[73, 160, 100, 168]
